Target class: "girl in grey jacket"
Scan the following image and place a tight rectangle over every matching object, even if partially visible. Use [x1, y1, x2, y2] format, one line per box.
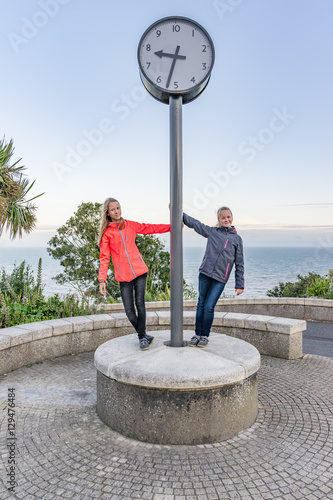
[183, 207, 244, 347]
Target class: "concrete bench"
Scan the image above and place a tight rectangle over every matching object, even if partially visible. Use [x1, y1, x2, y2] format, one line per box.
[0, 311, 306, 375]
[100, 297, 333, 321]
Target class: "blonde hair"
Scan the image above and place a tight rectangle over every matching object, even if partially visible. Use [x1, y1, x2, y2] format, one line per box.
[216, 206, 232, 227]
[98, 197, 124, 246]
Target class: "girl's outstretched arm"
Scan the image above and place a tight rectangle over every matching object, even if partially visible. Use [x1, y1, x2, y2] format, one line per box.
[183, 213, 211, 238]
[128, 221, 170, 235]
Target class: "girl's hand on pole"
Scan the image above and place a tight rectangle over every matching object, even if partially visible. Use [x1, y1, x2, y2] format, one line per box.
[235, 289, 244, 296]
[99, 282, 106, 296]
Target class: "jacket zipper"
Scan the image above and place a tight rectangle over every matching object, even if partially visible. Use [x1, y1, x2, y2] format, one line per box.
[225, 263, 230, 278]
[118, 227, 136, 278]
[224, 239, 228, 249]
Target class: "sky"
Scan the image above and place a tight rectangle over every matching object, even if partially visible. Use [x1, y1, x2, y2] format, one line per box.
[1, 0, 333, 249]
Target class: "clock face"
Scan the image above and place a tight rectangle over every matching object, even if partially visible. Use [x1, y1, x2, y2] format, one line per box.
[138, 17, 215, 104]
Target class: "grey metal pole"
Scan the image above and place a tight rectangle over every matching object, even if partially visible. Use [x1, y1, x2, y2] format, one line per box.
[169, 95, 183, 347]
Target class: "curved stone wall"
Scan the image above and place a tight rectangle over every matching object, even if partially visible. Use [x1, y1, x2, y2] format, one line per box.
[100, 297, 333, 321]
[0, 304, 308, 374]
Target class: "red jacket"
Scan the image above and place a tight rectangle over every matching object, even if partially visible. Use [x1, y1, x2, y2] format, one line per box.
[99, 220, 170, 282]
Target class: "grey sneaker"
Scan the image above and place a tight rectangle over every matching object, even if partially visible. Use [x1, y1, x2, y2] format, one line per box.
[145, 334, 154, 345]
[188, 335, 201, 347]
[197, 336, 209, 348]
[139, 338, 149, 350]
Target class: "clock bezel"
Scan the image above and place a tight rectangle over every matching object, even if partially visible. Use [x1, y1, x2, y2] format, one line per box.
[137, 16, 215, 104]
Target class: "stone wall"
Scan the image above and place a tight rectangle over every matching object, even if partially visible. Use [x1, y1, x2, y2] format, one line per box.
[99, 297, 333, 322]
[0, 305, 308, 374]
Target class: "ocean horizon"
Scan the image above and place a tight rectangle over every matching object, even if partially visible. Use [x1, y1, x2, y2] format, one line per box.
[1, 246, 332, 299]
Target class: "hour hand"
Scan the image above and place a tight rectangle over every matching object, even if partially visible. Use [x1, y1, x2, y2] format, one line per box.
[154, 50, 186, 60]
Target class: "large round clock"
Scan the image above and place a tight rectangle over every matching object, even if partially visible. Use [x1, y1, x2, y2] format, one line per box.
[137, 16, 215, 104]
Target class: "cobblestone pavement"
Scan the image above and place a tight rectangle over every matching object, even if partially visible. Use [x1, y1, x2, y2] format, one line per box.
[0, 352, 332, 500]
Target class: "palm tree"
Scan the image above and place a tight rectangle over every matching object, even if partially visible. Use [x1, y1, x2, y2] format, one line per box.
[0, 137, 44, 239]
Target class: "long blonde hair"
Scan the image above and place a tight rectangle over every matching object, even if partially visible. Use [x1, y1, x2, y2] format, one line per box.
[97, 197, 125, 246]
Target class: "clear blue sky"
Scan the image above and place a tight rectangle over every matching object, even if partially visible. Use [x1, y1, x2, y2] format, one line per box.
[1, 0, 332, 248]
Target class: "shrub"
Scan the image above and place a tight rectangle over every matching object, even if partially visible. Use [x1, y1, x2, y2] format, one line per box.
[267, 270, 333, 299]
[0, 259, 100, 328]
[306, 270, 333, 299]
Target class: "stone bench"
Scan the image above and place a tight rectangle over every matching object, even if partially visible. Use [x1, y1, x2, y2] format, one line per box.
[213, 298, 333, 322]
[0, 311, 306, 375]
[100, 297, 333, 322]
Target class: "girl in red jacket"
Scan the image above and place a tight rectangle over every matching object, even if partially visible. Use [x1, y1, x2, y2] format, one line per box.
[98, 197, 170, 350]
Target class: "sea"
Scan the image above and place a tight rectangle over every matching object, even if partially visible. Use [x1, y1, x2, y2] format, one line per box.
[1, 246, 332, 298]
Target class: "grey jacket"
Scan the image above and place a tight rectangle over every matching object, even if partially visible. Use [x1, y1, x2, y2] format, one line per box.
[183, 213, 244, 289]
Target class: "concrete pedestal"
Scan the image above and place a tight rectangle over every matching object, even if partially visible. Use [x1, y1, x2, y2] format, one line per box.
[94, 331, 260, 445]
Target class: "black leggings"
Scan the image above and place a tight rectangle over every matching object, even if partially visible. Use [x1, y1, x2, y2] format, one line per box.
[119, 273, 147, 339]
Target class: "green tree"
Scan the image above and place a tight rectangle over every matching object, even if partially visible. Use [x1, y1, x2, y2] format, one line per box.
[0, 137, 44, 239]
[135, 234, 170, 296]
[47, 202, 173, 301]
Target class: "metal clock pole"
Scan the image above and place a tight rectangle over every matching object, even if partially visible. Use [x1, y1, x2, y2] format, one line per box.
[138, 16, 215, 348]
[169, 95, 183, 347]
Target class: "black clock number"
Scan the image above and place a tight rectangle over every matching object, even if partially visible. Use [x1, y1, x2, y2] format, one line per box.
[156, 30, 161, 37]
[146, 62, 151, 69]
[172, 24, 180, 32]
[157, 76, 162, 83]
[202, 45, 207, 52]
[191, 77, 196, 84]
[173, 82, 178, 89]
[146, 44, 151, 51]
[202, 63, 207, 70]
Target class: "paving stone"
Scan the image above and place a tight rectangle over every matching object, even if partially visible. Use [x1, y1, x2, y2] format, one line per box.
[0, 351, 332, 499]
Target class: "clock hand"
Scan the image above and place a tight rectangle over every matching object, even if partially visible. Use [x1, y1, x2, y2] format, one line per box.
[165, 46, 183, 89]
[154, 49, 186, 60]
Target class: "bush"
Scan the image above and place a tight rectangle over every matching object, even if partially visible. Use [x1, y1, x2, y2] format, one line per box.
[0, 259, 100, 328]
[0, 294, 101, 328]
[306, 270, 333, 299]
[0, 258, 43, 303]
[144, 281, 197, 302]
[267, 270, 333, 299]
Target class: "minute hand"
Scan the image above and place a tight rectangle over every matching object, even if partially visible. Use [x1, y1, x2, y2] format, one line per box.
[162, 46, 186, 89]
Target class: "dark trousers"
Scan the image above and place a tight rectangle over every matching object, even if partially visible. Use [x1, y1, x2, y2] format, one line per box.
[120, 273, 147, 339]
[195, 273, 225, 337]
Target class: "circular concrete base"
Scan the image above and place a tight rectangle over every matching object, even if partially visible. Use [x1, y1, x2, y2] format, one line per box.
[94, 331, 260, 445]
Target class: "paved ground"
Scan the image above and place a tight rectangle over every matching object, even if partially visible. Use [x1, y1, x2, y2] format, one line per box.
[303, 321, 333, 358]
[0, 341, 332, 500]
